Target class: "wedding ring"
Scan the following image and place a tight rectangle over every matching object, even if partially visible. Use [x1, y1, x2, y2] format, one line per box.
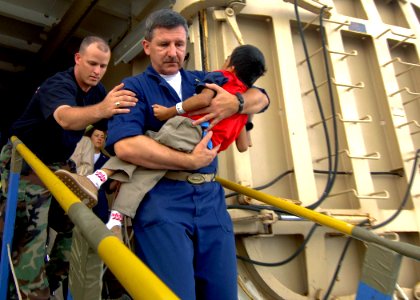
[115, 101, 120, 107]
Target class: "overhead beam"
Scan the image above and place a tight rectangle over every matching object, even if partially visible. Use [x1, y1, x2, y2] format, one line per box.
[0, 60, 25, 72]
[283, 0, 331, 18]
[0, 0, 60, 27]
[0, 33, 41, 52]
[95, 0, 131, 19]
[112, 0, 174, 65]
[38, 0, 99, 62]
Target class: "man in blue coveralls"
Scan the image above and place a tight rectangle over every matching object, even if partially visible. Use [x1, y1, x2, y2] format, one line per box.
[106, 9, 269, 299]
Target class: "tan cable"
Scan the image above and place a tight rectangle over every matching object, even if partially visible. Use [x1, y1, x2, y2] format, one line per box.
[7, 244, 22, 300]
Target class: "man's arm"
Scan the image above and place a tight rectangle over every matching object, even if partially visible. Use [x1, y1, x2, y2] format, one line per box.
[53, 83, 138, 130]
[191, 83, 269, 130]
[114, 131, 220, 170]
[152, 88, 215, 121]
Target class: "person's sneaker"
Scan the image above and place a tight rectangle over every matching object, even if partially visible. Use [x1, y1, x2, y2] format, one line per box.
[110, 225, 123, 241]
[55, 169, 98, 208]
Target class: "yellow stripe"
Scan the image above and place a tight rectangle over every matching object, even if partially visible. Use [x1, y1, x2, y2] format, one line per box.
[12, 136, 79, 212]
[98, 237, 179, 300]
[11, 136, 179, 299]
[216, 176, 354, 235]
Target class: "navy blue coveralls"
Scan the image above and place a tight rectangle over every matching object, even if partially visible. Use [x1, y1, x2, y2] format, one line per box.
[106, 65, 237, 300]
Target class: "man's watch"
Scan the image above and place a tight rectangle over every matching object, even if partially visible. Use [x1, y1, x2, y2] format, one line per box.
[235, 92, 244, 113]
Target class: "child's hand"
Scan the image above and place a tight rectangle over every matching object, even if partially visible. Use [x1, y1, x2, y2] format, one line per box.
[152, 104, 171, 121]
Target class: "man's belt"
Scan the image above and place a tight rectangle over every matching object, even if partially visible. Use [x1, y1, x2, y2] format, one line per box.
[164, 171, 216, 185]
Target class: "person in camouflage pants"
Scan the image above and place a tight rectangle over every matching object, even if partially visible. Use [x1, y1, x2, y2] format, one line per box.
[0, 36, 137, 299]
[0, 142, 73, 299]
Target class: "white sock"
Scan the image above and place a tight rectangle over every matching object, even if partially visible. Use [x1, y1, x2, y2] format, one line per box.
[87, 169, 108, 189]
[106, 210, 123, 229]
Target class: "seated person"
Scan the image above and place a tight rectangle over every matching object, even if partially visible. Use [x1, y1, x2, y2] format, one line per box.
[55, 44, 266, 238]
[68, 125, 115, 221]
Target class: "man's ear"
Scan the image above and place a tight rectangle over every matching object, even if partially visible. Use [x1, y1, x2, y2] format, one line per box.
[74, 53, 81, 64]
[142, 39, 150, 55]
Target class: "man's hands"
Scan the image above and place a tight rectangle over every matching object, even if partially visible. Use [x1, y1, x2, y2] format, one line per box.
[190, 83, 269, 131]
[54, 83, 138, 130]
[100, 83, 138, 118]
[190, 83, 237, 130]
[188, 131, 220, 170]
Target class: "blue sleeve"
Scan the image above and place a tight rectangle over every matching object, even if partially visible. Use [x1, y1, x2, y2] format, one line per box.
[106, 77, 146, 153]
[195, 71, 228, 93]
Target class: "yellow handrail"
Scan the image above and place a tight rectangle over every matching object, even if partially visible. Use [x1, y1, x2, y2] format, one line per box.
[216, 176, 420, 261]
[9, 133, 419, 300]
[10, 136, 179, 300]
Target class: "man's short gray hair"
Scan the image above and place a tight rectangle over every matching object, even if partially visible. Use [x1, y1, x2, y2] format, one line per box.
[144, 8, 189, 41]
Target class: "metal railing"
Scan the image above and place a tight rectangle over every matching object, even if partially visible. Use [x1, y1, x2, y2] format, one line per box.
[216, 177, 420, 261]
[2, 136, 419, 300]
[0, 136, 179, 300]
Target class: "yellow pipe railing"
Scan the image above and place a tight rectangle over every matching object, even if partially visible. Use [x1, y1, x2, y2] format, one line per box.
[11, 136, 179, 300]
[216, 176, 420, 261]
[8, 134, 419, 299]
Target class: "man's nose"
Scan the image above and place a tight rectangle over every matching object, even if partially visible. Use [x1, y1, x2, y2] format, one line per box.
[167, 44, 177, 57]
[93, 65, 101, 74]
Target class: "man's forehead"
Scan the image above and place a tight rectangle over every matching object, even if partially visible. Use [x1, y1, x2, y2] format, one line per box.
[152, 26, 187, 39]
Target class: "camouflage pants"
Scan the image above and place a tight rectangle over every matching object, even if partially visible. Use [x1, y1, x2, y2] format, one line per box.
[0, 142, 73, 299]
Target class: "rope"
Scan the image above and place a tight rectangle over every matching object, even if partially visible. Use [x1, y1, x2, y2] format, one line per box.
[7, 244, 22, 300]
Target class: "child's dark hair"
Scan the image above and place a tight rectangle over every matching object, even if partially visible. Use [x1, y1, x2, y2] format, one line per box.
[229, 44, 266, 87]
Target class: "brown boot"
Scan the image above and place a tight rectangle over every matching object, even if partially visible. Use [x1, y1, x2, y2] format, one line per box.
[55, 169, 98, 208]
